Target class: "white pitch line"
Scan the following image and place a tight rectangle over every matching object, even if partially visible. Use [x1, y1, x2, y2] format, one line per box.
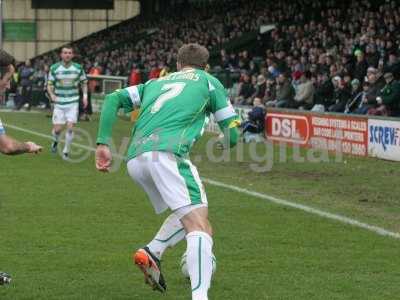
[5, 123, 400, 240]
[203, 178, 400, 239]
[0, 109, 40, 113]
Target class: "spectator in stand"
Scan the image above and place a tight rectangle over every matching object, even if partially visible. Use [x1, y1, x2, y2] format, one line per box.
[369, 72, 400, 116]
[239, 50, 250, 70]
[368, 67, 385, 87]
[264, 77, 276, 105]
[78, 63, 100, 121]
[291, 69, 303, 88]
[220, 50, 230, 69]
[385, 39, 396, 55]
[344, 79, 363, 113]
[353, 50, 369, 82]
[365, 44, 380, 69]
[148, 62, 161, 79]
[293, 71, 314, 110]
[242, 97, 265, 142]
[354, 82, 372, 115]
[267, 64, 280, 79]
[88, 62, 101, 93]
[32, 64, 50, 109]
[3, 69, 18, 107]
[253, 74, 267, 102]
[237, 73, 255, 105]
[386, 53, 400, 80]
[266, 73, 294, 108]
[357, 67, 386, 114]
[248, 60, 259, 76]
[313, 72, 334, 112]
[16, 60, 34, 110]
[329, 76, 351, 113]
[275, 50, 288, 74]
[129, 64, 142, 86]
[229, 53, 239, 70]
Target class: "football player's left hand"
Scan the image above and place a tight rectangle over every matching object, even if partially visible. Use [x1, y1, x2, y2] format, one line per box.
[96, 145, 112, 172]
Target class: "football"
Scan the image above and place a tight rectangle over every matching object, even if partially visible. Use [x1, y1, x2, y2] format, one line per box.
[180, 252, 217, 278]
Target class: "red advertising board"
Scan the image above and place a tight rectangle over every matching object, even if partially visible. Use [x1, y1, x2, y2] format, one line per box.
[265, 110, 368, 156]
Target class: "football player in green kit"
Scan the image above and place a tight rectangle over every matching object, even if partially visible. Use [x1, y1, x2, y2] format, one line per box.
[96, 44, 240, 300]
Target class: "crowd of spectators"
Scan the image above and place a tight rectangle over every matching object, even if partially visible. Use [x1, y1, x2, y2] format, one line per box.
[224, 0, 400, 117]
[33, 0, 264, 77]
[6, 0, 400, 118]
[1, 60, 49, 110]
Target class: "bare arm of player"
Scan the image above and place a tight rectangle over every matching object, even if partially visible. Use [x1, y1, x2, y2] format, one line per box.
[0, 134, 42, 155]
[47, 82, 57, 102]
[81, 81, 88, 109]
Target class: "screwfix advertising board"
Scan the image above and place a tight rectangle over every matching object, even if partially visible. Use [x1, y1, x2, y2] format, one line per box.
[368, 119, 400, 161]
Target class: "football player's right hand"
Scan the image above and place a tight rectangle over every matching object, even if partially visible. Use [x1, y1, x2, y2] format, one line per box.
[96, 145, 112, 172]
[25, 141, 42, 154]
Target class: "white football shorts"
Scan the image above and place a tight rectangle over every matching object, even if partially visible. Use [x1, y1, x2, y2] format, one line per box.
[127, 151, 208, 215]
[52, 103, 79, 125]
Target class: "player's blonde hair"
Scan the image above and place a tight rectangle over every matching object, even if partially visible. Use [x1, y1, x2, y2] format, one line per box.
[177, 44, 209, 70]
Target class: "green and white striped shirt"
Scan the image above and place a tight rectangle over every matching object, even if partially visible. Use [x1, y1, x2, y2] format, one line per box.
[48, 62, 87, 106]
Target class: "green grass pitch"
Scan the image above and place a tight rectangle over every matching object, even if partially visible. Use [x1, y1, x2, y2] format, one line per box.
[0, 112, 399, 299]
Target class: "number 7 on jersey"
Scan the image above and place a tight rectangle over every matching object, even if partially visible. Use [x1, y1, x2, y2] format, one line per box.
[151, 82, 186, 114]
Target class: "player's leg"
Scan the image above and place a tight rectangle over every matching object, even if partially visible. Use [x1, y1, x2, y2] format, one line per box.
[130, 164, 186, 292]
[167, 157, 213, 300]
[51, 106, 65, 153]
[127, 155, 169, 292]
[146, 212, 185, 260]
[62, 104, 79, 158]
[142, 153, 205, 261]
[143, 154, 209, 260]
[15, 86, 27, 110]
[128, 152, 214, 298]
[150, 152, 214, 300]
[26, 85, 33, 110]
[51, 124, 63, 153]
[62, 122, 74, 159]
[178, 206, 214, 300]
